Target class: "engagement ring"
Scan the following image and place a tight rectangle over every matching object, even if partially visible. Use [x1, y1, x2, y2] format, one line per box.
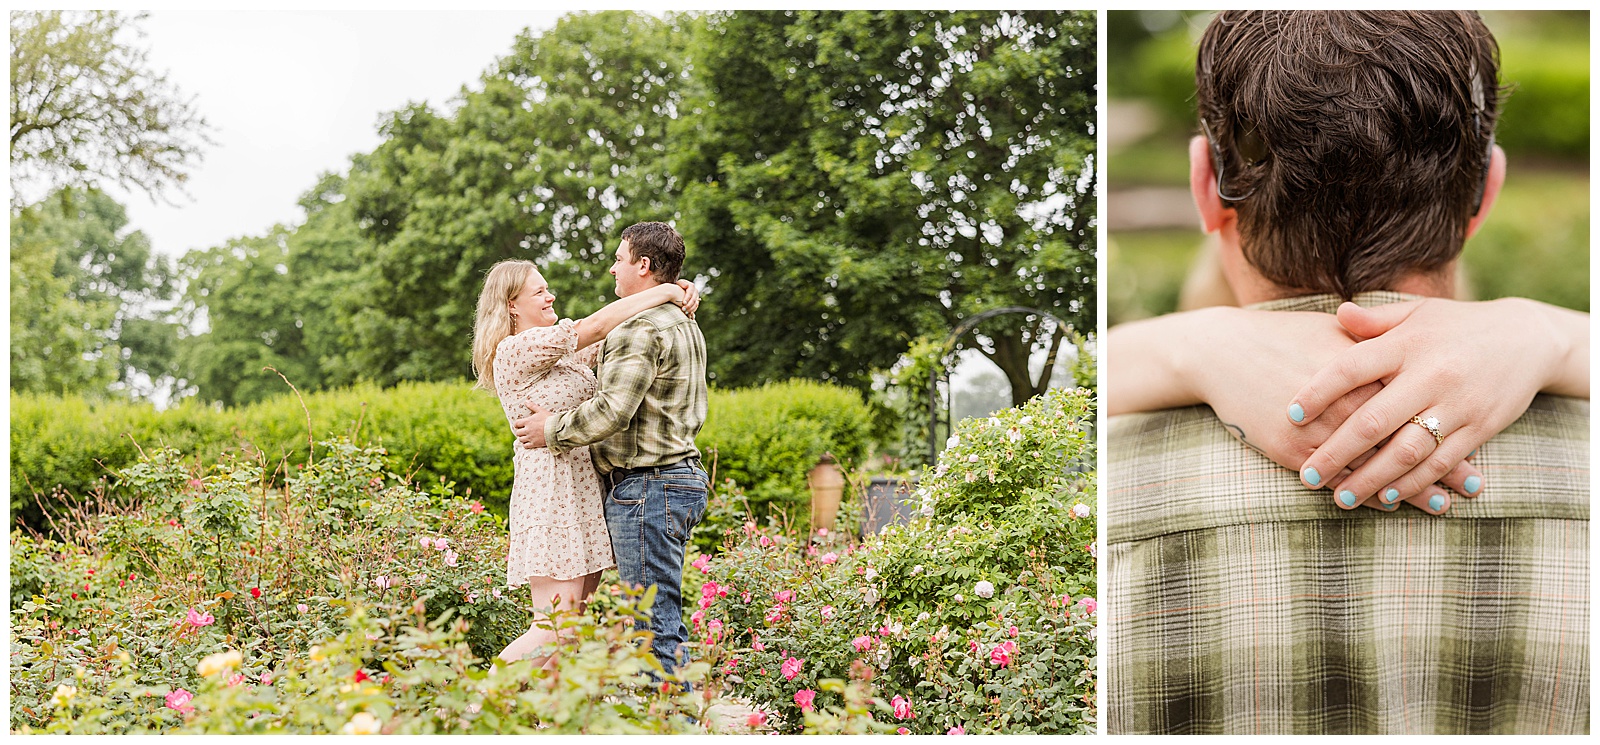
[1410, 415, 1444, 445]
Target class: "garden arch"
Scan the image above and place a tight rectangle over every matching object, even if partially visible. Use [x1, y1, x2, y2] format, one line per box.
[927, 306, 1073, 464]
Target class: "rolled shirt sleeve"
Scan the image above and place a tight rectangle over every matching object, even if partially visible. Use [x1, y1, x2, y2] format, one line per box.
[544, 319, 658, 455]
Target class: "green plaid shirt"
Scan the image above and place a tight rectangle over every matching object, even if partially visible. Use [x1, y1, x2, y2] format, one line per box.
[1106, 293, 1590, 735]
[545, 303, 707, 475]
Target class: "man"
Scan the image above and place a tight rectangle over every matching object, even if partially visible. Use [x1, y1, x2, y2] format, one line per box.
[513, 221, 710, 673]
[1106, 11, 1589, 735]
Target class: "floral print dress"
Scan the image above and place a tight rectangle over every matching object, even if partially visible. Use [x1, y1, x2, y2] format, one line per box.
[493, 319, 615, 584]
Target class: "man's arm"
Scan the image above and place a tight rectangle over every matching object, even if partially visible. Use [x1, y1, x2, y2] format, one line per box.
[518, 320, 658, 453]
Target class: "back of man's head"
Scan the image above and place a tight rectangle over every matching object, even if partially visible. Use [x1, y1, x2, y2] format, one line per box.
[1197, 11, 1501, 298]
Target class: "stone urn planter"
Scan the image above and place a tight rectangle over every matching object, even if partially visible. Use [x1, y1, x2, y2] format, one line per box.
[807, 452, 844, 533]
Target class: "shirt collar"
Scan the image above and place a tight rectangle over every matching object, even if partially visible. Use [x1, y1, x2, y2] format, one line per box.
[1245, 290, 1423, 314]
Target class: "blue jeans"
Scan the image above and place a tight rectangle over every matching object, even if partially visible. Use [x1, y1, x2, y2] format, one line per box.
[603, 461, 709, 673]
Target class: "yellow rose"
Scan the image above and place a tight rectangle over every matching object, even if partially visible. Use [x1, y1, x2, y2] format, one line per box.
[197, 650, 243, 677]
[342, 712, 382, 735]
[50, 684, 78, 708]
[309, 645, 325, 662]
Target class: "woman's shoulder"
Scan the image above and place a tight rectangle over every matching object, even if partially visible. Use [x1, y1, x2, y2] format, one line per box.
[497, 318, 579, 352]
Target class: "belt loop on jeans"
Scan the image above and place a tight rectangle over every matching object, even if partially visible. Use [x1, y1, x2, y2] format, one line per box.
[606, 456, 702, 490]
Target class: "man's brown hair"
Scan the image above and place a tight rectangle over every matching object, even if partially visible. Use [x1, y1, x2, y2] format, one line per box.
[620, 221, 685, 284]
[1196, 10, 1501, 298]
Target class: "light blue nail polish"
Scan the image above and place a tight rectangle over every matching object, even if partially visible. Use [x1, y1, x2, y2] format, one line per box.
[1288, 403, 1305, 423]
[1384, 488, 1400, 504]
[1382, 500, 1399, 511]
[1303, 467, 1321, 487]
[1428, 494, 1447, 512]
[1467, 448, 1478, 459]
[1463, 475, 1481, 495]
[1337, 490, 1356, 507]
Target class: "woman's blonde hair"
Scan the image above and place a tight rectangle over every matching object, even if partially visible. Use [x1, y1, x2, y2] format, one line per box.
[471, 260, 538, 393]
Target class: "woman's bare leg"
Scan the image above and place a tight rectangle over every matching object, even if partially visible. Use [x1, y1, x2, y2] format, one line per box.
[496, 575, 588, 664]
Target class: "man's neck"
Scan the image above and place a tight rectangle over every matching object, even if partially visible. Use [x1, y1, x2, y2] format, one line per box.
[1220, 235, 1457, 304]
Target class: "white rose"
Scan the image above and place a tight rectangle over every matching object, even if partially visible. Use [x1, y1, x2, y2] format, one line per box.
[946, 435, 960, 449]
[974, 580, 995, 599]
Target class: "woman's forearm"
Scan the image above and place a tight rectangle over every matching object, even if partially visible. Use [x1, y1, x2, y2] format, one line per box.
[1519, 298, 1590, 399]
[1106, 309, 1215, 416]
[573, 284, 680, 349]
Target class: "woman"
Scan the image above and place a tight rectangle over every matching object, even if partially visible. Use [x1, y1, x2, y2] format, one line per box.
[470, 259, 697, 665]
[1108, 296, 1589, 512]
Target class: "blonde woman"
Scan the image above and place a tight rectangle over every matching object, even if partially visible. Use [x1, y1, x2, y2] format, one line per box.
[472, 259, 696, 665]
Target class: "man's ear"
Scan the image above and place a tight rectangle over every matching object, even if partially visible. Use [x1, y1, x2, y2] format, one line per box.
[637, 256, 652, 276]
[1465, 144, 1506, 239]
[1189, 135, 1233, 234]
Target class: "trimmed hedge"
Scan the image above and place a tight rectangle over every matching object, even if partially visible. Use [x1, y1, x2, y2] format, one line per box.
[697, 380, 874, 518]
[12, 379, 873, 531]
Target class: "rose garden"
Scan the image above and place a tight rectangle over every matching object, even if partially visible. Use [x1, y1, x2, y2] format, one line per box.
[10, 385, 1096, 734]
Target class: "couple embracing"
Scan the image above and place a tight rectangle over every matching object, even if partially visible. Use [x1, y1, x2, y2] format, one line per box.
[470, 221, 709, 674]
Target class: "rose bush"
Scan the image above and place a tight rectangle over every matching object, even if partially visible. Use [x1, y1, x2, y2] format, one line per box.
[8, 440, 716, 733]
[684, 388, 1098, 734]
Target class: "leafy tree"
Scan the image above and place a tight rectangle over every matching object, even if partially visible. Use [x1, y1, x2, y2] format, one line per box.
[9, 189, 179, 396]
[9, 10, 211, 204]
[677, 10, 1096, 403]
[177, 174, 367, 406]
[342, 11, 695, 385]
[10, 208, 117, 394]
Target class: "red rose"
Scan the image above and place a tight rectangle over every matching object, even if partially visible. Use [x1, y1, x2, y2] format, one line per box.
[249, 587, 262, 599]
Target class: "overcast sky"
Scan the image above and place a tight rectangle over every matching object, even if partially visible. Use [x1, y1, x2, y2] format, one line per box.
[89, 10, 571, 257]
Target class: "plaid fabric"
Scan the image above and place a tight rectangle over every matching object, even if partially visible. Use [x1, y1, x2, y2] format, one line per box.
[545, 304, 707, 475]
[1106, 293, 1590, 735]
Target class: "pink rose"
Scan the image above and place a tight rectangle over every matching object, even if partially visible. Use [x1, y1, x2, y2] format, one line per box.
[819, 552, 839, 565]
[752, 635, 765, 652]
[468, 500, 484, 513]
[764, 606, 783, 624]
[794, 688, 816, 711]
[742, 591, 753, 603]
[699, 596, 714, 610]
[725, 657, 739, 673]
[419, 536, 432, 549]
[747, 711, 767, 728]
[968, 639, 980, 655]
[691, 609, 706, 628]
[701, 581, 720, 598]
[759, 535, 773, 547]
[296, 603, 309, 614]
[444, 550, 459, 567]
[891, 694, 913, 720]
[692, 555, 711, 573]
[1078, 597, 1097, 615]
[433, 537, 449, 551]
[773, 590, 794, 603]
[948, 726, 966, 735]
[165, 688, 194, 712]
[708, 619, 724, 636]
[852, 635, 872, 653]
[820, 605, 835, 621]
[780, 656, 804, 680]
[989, 644, 1012, 667]
[1008, 625, 1019, 637]
[260, 673, 273, 686]
[185, 608, 214, 628]
[897, 727, 911, 735]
